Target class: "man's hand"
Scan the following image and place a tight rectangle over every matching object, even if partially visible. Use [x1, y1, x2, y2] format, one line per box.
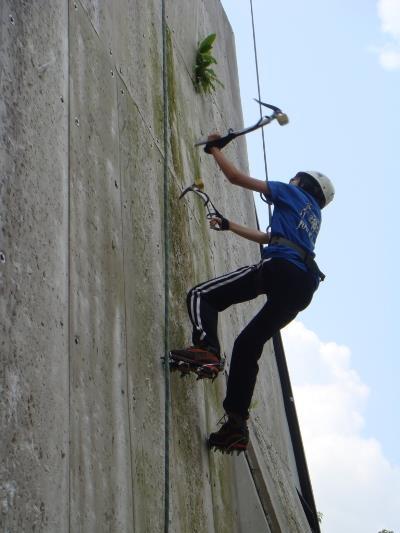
[207, 132, 222, 143]
[204, 132, 222, 154]
[209, 216, 230, 231]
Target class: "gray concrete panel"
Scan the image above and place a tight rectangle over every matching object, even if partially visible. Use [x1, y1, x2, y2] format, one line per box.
[164, 14, 256, 258]
[77, 0, 165, 149]
[0, 2, 69, 532]
[254, 350, 303, 493]
[112, 0, 165, 146]
[69, 5, 133, 532]
[167, 0, 246, 142]
[234, 455, 272, 533]
[165, 38, 236, 530]
[249, 420, 312, 533]
[166, 0, 202, 77]
[248, 370, 313, 533]
[117, 77, 166, 533]
[164, 18, 267, 532]
[167, 179, 242, 533]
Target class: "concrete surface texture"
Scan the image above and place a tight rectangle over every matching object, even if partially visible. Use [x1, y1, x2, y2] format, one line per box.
[0, 1, 313, 532]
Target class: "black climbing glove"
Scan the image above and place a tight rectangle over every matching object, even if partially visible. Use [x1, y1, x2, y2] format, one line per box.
[220, 217, 230, 230]
[211, 210, 230, 231]
[204, 132, 235, 154]
[204, 143, 214, 154]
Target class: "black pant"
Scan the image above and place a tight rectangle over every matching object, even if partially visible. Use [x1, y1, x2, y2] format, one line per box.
[186, 258, 317, 418]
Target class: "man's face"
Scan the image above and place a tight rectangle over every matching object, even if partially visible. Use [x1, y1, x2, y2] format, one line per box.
[289, 176, 300, 186]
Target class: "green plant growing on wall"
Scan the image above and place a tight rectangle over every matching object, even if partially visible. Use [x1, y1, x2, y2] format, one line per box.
[193, 33, 224, 94]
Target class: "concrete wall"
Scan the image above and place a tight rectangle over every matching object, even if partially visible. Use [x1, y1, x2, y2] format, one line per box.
[0, 1, 313, 532]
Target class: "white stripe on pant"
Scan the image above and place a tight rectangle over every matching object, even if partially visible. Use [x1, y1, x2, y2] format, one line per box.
[189, 263, 264, 343]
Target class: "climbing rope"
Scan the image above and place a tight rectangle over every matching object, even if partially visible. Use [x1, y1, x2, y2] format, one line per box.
[249, 0, 272, 224]
[161, 0, 171, 531]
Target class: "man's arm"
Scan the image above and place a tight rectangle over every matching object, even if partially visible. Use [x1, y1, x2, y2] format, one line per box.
[209, 145, 269, 197]
[210, 217, 270, 245]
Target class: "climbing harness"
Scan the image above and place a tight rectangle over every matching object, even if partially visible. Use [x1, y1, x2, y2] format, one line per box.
[194, 99, 288, 153]
[179, 185, 228, 230]
[269, 235, 326, 281]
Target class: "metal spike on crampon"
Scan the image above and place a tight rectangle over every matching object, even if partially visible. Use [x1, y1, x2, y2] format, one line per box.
[194, 363, 221, 381]
[209, 444, 246, 456]
[168, 352, 224, 381]
[208, 435, 248, 455]
[169, 358, 192, 378]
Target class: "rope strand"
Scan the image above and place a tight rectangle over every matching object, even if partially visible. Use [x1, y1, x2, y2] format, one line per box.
[249, 0, 272, 224]
[161, 0, 171, 531]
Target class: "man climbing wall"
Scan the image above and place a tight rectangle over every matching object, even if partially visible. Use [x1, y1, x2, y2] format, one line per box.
[170, 133, 335, 454]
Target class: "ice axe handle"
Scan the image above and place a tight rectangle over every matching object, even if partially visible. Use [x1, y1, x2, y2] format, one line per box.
[204, 131, 236, 153]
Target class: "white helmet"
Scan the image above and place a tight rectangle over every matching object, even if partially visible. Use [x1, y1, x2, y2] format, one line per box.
[302, 171, 335, 207]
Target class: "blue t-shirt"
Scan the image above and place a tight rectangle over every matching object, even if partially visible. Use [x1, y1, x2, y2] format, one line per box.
[262, 181, 322, 274]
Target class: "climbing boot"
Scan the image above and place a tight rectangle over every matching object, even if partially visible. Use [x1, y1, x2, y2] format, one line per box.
[208, 413, 249, 454]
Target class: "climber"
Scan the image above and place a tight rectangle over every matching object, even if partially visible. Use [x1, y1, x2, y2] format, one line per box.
[170, 133, 335, 454]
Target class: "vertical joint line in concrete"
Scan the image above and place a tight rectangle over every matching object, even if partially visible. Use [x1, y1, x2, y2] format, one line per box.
[161, 1, 171, 532]
[67, 1, 72, 531]
[116, 78, 136, 531]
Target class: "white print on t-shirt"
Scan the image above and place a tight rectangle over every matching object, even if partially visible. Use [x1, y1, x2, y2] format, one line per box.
[297, 203, 320, 245]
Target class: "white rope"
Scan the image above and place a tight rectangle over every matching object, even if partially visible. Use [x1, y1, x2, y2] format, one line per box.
[249, 0, 272, 223]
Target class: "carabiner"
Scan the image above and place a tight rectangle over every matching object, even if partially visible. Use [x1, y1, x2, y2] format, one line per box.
[179, 185, 223, 230]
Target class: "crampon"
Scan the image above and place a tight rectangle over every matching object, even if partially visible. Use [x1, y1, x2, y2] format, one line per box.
[167, 346, 224, 381]
[208, 415, 249, 455]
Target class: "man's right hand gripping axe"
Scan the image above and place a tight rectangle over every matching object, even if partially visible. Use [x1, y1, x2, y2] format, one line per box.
[196, 100, 289, 153]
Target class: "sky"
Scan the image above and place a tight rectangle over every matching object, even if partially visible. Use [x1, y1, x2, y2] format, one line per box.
[219, 1, 400, 532]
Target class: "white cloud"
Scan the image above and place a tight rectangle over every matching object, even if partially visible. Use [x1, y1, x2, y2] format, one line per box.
[377, 0, 400, 70]
[282, 321, 400, 533]
[378, 46, 400, 69]
[378, 0, 400, 37]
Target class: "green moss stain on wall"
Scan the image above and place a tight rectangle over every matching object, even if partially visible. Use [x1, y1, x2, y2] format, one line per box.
[189, 143, 203, 188]
[165, 31, 219, 530]
[149, 3, 164, 143]
[168, 172, 210, 532]
[166, 27, 184, 185]
[168, 175, 194, 348]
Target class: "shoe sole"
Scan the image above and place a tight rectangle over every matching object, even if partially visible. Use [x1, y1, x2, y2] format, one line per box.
[168, 353, 224, 381]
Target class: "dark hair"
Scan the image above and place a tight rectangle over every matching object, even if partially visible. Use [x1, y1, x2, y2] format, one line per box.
[296, 172, 326, 208]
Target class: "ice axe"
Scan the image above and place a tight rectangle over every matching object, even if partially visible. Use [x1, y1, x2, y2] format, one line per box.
[254, 99, 289, 126]
[195, 99, 289, 152]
